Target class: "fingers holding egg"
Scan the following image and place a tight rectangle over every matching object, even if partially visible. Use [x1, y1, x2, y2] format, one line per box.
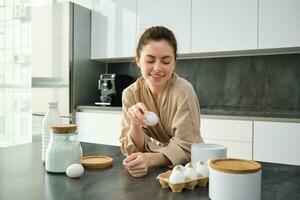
[128, 105, 145, 127]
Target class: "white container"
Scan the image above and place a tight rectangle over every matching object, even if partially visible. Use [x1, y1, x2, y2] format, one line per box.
[45, 124, 82, 173]
[191, 143, 227, 164]
[209, 158, 262, 200]
[42, 101, 62, 162]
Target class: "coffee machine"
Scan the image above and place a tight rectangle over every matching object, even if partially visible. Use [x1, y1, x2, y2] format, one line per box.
[96, 74, 135, 106]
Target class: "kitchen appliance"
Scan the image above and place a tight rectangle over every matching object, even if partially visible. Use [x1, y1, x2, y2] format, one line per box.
[208, 158, 261, 200]
[96, 74, 135, 106]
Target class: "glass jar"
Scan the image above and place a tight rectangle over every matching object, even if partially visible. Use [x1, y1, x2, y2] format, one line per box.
[45, 124, 82, 173]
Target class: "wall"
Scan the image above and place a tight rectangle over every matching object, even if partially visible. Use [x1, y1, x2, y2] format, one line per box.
[107, 53, 300, 118]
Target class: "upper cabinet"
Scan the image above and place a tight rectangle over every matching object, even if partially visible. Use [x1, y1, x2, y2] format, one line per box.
[91, 0, 137, 59]
[258, 0, 300, 48]
[136, 0, 191, 54]
[191, 0, 258, 53]
[91, 0, 300, 60]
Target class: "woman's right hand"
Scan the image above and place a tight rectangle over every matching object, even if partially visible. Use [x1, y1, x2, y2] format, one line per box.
[128, 102, 148, 127]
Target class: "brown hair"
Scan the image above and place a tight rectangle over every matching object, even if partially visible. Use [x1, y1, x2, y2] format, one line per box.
[136, 26, 178, 59]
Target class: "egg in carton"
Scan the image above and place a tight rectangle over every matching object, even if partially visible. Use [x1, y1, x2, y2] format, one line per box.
[156, 162, 209, 192]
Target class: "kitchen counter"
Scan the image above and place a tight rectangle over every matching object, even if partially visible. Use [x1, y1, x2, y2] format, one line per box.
[1, 142, 300, 200]
[76, 106, 300, 123]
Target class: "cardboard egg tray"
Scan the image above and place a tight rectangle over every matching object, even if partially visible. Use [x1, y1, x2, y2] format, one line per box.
[156, 170, 209, 193]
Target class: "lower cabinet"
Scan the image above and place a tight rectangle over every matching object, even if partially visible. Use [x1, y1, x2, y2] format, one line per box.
[200, 118, 253, 160]
[253, 121, 300, 165]
[76, 111, 122, 146]
[203, 139, 252, 160]
[76, 111, 300, 165]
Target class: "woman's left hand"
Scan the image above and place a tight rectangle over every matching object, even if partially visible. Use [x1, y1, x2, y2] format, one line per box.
[123, 152, 149, 177]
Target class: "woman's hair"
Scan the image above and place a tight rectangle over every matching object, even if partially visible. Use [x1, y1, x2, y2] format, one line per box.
[136, 26, 178, 59]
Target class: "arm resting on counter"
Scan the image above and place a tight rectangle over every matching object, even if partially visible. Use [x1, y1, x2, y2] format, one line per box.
[123, 151, 171, 177]
[144, 152, 171, 167]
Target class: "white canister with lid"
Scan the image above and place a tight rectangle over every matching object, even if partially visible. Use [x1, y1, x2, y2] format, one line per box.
[191, 143, 227, 164]
[209, 158, 262, 200]
[45, 124, 82, 173]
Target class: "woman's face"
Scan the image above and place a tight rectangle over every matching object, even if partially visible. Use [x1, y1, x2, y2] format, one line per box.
[136, 40, 176, 94]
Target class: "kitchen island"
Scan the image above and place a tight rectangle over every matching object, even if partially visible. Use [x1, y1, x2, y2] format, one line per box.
[0, 142, 300, 200]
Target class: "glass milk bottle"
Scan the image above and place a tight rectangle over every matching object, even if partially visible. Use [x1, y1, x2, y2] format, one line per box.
[42, 102, 62, 162]
[45, 124, 82, 173]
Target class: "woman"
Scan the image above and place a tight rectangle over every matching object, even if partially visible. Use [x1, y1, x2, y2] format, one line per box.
[120, 26, 203, 177]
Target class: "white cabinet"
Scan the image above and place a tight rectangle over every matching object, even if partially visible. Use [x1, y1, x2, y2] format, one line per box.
[253, 121, 300, 165]
[201, 118, 253, 159]
[136, 0, 191, 54]
[258, 0, 300, 48]
[76, 111, 122, 146]
[191, 0, 258, 53]
[91, 0, 137, 59]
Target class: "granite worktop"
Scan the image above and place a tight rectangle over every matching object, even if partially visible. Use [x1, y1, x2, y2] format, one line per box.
[1, 142, 300, 200]
[76, 105, 300, 123]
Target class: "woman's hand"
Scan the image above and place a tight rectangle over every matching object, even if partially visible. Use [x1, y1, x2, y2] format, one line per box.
[123, 152, 149, 177]
[128, 102, 148, 128]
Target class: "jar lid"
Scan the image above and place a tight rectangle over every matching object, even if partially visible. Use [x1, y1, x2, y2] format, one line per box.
[210, 158, 261, 174]
[51, 124, 77, 134]
[81, 156, 113, 169]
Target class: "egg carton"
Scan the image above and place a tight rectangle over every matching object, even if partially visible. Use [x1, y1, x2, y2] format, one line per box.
[156, 170, 209, 193]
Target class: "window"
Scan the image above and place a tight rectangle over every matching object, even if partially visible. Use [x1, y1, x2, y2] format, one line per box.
[0, 0, 31, 146]
[0, 116, 4, 133]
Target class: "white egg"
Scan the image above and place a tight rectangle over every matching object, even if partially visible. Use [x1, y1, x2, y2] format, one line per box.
[169, 170, 185, 184]
[144, 111, 159, 126]
[195, 162, 209, 177]
[195, 160, 207, 167]
[184, 162, 194, 170]
[66, 164, 84, 178]
[171, 164, 184, 173]
[184, 163, 197, 180]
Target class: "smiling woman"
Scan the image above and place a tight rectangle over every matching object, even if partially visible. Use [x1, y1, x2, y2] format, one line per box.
[119, 26, 203, 177]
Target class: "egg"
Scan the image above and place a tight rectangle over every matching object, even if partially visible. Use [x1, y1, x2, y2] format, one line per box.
[144, 111, 159, 126]
[169, 170, 185, 184]
[184, 162, 194, 170]
[195, 161, 209, 177]
[172, 164, 184, 173]
[184, 163, 197, 180]
[66, 164, 84, 178]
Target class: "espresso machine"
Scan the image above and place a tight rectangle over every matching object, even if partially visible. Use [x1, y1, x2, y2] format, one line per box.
[95, 74, 135, 106]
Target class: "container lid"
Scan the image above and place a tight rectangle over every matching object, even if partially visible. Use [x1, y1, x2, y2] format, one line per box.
[210, 158, 261, 174]
[51, 124, 77, 134]
[81, 156, 113, 169]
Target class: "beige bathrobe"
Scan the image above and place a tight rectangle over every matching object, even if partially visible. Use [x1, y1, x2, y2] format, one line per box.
[119, 73, 203, 166]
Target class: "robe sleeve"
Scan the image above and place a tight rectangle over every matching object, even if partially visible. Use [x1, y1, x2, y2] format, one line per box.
[147, 89, 202, 166]
[119, 89, 151, 156]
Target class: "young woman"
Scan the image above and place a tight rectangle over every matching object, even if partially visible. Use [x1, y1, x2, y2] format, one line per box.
[120, 26, 203, 177]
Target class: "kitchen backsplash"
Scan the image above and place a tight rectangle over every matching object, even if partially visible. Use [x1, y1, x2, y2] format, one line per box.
[107, 54, 300, 118]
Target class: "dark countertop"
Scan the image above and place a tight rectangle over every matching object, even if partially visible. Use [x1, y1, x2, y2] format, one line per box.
[76, 106, 300, 123]
[1, 142, 300, 200]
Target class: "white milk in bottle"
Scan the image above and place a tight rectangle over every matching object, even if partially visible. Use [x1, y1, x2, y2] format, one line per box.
[42, 101, 62, 162]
